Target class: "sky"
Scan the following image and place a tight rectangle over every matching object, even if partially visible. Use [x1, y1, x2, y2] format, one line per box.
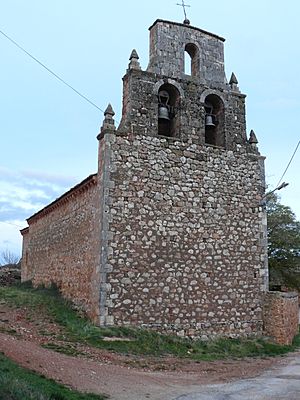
[0, 0, 299, 256]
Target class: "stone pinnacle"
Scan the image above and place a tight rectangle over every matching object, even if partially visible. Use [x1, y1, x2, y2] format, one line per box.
[104, 103, 115, 117]
[229, 72, 238, 85]
[249, 129, 258, 144]
[129, 49, 139, 60]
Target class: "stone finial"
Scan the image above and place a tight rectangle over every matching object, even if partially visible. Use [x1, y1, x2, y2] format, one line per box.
[129, 49, 139, 60]
[104, 103, 115, 117]
[183, 19, 190, 25]
[128, 49, 141, 71]
[97, 103, 116, 140]
[249, 129, 258, 144]
[229, 72, 238, 85]
[229, 72, 240, 92]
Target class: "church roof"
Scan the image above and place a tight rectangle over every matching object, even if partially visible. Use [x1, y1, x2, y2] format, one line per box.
[25, 173, 97, 225]
[148, 19, 225, 42]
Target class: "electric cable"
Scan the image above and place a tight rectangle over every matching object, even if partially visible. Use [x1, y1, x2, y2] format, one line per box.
[3, 29, 299, 202]
[276, 139, 300, 187]
[0, 28, 105, 114]
[0, 220, 24, 229]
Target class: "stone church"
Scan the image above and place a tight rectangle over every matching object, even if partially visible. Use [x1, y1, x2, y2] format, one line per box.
[21, 18, 270, 339]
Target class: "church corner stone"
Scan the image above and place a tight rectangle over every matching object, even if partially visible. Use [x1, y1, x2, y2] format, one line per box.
[21, 19, 273, 340]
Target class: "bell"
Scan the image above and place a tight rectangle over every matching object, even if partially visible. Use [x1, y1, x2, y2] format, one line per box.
[205, 114, 215, 127]
[158, 105, 170, 120]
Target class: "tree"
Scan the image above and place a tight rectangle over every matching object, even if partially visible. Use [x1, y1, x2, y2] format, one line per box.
[267, 193, 300, 290]
[0, 249, 20, 267]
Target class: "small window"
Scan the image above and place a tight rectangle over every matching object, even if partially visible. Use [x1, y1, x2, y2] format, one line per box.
[184, 43, 199, 77]
[184, 51, 192, 75]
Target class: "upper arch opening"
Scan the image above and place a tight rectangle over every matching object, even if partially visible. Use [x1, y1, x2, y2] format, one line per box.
[184, 43, 199, 77]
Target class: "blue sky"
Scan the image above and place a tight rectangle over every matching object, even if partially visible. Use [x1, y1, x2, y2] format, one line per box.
[1, 0, 299, 256]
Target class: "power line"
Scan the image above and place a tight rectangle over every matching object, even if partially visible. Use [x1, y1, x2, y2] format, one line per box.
[0, 28, 105, 114]
[0, 221, 24, 229]
[276, 139, 300, 187]
[3, 27, 298, 188]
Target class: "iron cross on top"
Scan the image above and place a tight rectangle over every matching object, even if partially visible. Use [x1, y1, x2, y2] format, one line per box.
[176, 0, 191, 23]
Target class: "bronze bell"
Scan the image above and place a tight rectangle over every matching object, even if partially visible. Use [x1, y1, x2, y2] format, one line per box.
[205, 114, 215, 127]
[158, 104, 170, 120]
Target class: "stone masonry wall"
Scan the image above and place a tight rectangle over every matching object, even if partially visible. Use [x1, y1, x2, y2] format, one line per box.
[147, 20, 226, 84]
[264, 291, 299, 345]
[120, 69, 247, 150]
[101, 132, 268, 338]
[21, 177, 101, 322]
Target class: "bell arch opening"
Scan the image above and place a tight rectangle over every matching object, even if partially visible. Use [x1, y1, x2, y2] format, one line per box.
[204, 94, 225, 147]
[184, 43, 199, 77]
[157, 83, 180, 137]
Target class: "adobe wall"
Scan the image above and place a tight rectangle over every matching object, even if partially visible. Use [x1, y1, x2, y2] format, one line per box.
[21, 178, 101, 322]
[264, 291, 299, 345]
[101, 132, 268, 338]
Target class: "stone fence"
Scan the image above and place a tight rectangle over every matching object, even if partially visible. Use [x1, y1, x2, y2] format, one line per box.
[0, 266, 21, 286]
[263, 291, 299, 345]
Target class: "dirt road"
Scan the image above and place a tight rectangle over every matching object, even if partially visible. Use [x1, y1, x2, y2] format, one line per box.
[0, 333, 292, 400]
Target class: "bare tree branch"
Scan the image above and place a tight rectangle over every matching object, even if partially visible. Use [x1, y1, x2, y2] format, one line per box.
[0, 249, 20, 267]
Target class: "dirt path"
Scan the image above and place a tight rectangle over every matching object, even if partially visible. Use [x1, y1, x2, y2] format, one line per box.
[0, 332, 292, 400]
[0, 302, 296, 399]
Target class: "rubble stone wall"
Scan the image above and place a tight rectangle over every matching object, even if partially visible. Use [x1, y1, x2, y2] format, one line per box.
[264, 291, 299, 345]
[0, 267, 21, 286]
[120, 69, 247, 150]
[147, 20, 226, 84]
[102, 132, 268, 338]
[21, 179, 101, 322]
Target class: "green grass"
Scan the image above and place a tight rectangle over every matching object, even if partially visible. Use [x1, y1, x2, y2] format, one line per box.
[1, 283, 300, 361]
[0, 352, 107, 400]
[41, 342, 85, 357]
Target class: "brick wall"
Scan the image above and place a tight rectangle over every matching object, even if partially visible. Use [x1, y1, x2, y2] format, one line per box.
[263, 291, 299, 345]
[21, 176, 101, 322]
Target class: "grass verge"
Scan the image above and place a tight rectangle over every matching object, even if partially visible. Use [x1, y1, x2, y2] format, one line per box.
[0, 351, 107, 400]
[1, 283, 300, 361]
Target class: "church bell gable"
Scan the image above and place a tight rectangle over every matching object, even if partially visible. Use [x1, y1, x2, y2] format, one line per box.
[119, 19, 253, 152]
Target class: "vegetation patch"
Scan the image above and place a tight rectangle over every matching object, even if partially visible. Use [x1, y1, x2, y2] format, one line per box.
[267, 193, 300, 291]
[0, 326, 19, 336]
[1, 283, 300, 361]
[0, 351, 107, 400]
[41, 342, 85, 357]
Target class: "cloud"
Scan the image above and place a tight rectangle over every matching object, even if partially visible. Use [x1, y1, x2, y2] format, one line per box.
[22, 169, 77, 189]
[0, 219, 25, 256]
[0, 167, 76, 210]
[0, 167, 78, 253]
[0, 181, 50, 203]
